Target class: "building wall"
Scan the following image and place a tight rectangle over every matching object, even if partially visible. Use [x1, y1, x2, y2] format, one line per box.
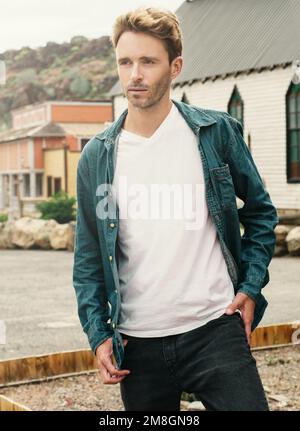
[1, 101, 113, 212]
[12, 104, 48, 130]
[43, 137, 65, 150]
[113, 95, 128, 120]
[112, 66, 300, 210]
[0, 139, 30, 172]
[0, 138, 43, 211]
[51, 104, 112, 124]
[11, 102, 113, 130]
[66, 135, 79, 152]
[34, 138, 43, 169]
[67, 151, 80, 198]
[44, 148, 65, 195]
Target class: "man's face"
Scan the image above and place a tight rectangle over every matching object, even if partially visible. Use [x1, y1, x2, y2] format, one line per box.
[115, 31, 182, 109]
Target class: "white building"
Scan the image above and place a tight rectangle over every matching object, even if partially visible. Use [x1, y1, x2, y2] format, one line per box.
[108, 0, 300, 218]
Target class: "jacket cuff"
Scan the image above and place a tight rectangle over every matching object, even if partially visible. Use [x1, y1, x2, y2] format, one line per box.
[236, 285, 268, 331]
[92, 333, 114, 355]
[87, 319, 114, 354]
[236, 283, 261, 303]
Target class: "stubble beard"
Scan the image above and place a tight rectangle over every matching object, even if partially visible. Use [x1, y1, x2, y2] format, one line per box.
[126, 73, 172, 111]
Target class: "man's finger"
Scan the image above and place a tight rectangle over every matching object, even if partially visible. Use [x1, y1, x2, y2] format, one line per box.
[101, 366, 127, 384]
[225, 292, 251, 315]
[244, 320, 252, 346]
[102, 355, 130, 377]
[225, 298, 243, 314]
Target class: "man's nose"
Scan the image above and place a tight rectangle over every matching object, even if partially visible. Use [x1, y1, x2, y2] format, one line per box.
[130, 63, 143, 81]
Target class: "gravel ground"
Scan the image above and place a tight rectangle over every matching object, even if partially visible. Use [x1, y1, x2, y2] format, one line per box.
[1, 345, 299, 411]
[1, 251, 299, 360]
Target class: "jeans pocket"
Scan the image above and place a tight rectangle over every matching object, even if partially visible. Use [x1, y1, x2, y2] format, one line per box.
[220, 311, 241, 319]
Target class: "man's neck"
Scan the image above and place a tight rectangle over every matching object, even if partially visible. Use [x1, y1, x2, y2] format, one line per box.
[122, 98, 173, 139]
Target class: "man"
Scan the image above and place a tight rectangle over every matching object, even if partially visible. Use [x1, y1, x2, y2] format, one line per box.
[73, 7, 278, 411]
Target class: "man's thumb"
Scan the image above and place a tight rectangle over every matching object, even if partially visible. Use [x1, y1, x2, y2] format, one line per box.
[123, 339, 129, 347]
[225, 301, 238, 315]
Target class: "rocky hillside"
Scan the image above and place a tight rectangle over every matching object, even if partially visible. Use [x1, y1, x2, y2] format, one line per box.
[0, 35, 119, 132]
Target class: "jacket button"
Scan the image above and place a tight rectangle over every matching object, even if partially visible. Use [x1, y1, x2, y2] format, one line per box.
[112, 322, 116, 329]
[109, 255, 113, 262]
[110, 223, 115, 228]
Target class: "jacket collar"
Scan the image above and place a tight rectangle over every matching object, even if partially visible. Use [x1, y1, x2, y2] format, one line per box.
[96, 99, 217, 149]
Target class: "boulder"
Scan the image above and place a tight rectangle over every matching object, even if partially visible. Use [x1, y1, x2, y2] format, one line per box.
[49, 222, 73, 250]
[34, 219, 57, 249]
[286, 226, 300, 256]
[274, 245, 289, 257]
[11, 217, 47, 249]
[0, 217, 76, 250]
[66, 221, 76, 251]
[0, 221, 16, 249]
[275, 224, 293, 246]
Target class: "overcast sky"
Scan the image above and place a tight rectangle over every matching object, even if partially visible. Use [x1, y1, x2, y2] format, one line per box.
[0, 0, 184, 53]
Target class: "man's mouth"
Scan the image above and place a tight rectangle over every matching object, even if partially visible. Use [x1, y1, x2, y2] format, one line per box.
[128, 88, 148, 92]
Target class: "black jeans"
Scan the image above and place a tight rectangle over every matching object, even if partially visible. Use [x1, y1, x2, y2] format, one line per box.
[119, 312, 269, 411]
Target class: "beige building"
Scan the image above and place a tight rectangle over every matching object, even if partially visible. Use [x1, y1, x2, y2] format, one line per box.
[0, 101, 112, 217]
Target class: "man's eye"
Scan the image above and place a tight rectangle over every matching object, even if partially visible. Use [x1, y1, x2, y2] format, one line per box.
[119, 60, 154, 65]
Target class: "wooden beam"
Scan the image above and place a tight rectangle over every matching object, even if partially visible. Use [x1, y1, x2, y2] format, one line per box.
[0, 395, 31, 411]
[0, 349, 97, 387]
[0, 322, 299, 389]
[250, 321, 300, 348]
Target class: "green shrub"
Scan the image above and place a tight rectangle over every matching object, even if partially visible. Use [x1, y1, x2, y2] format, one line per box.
[70, 76, 91, 97]
[0, 213, 8, 222]
[36, 190, 76, 224]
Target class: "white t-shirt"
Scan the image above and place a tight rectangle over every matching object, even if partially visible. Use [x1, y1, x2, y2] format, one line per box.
[112, 102, 235, 337]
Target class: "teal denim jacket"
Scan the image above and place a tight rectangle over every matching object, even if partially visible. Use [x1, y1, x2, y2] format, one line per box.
[73, 99, 279, 370]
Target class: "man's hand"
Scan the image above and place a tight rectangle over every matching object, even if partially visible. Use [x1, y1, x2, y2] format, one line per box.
[225, 292, 256, 346]
[95, 337, 130, 384]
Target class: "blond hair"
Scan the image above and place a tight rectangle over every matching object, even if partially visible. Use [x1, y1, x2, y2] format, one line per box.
[110, 7, 183, 64]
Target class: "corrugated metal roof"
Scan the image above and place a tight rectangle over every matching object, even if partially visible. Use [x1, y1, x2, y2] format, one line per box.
[0, 125, 40, 143]
[0, 122, 105, 143]
[31, 122, 66, 137]
[56, 122, 106, 137]
[108, 0, 300, 96]
[0, 123, 66, 143]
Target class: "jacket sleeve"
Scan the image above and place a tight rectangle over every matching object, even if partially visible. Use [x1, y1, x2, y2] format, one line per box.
[224, 115, 279, 303]
[73, 150, 113, 354]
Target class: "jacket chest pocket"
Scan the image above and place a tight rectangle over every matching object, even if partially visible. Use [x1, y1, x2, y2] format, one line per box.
[210, 163, 237, 210]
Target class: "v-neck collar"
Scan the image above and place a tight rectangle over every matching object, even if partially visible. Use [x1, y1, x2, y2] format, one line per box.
[120, 102, 176, 143]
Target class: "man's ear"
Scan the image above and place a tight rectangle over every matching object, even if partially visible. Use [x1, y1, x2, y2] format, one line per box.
[171, 56, 183, 80]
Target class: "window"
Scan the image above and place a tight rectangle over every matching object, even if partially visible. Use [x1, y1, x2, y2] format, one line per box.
[47, 176, 52, 197]
[81, 138, 89, 151]
[286, 82, 300, 182]
[228, 86, 244, 134]
[36, 173, 43, 196]
[54, 177, 62, 194]
[23, 174, 30, 197]
[3, 175, 9, 206]
[12, 174, 18, 196]
[181, 92, 190, 104]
